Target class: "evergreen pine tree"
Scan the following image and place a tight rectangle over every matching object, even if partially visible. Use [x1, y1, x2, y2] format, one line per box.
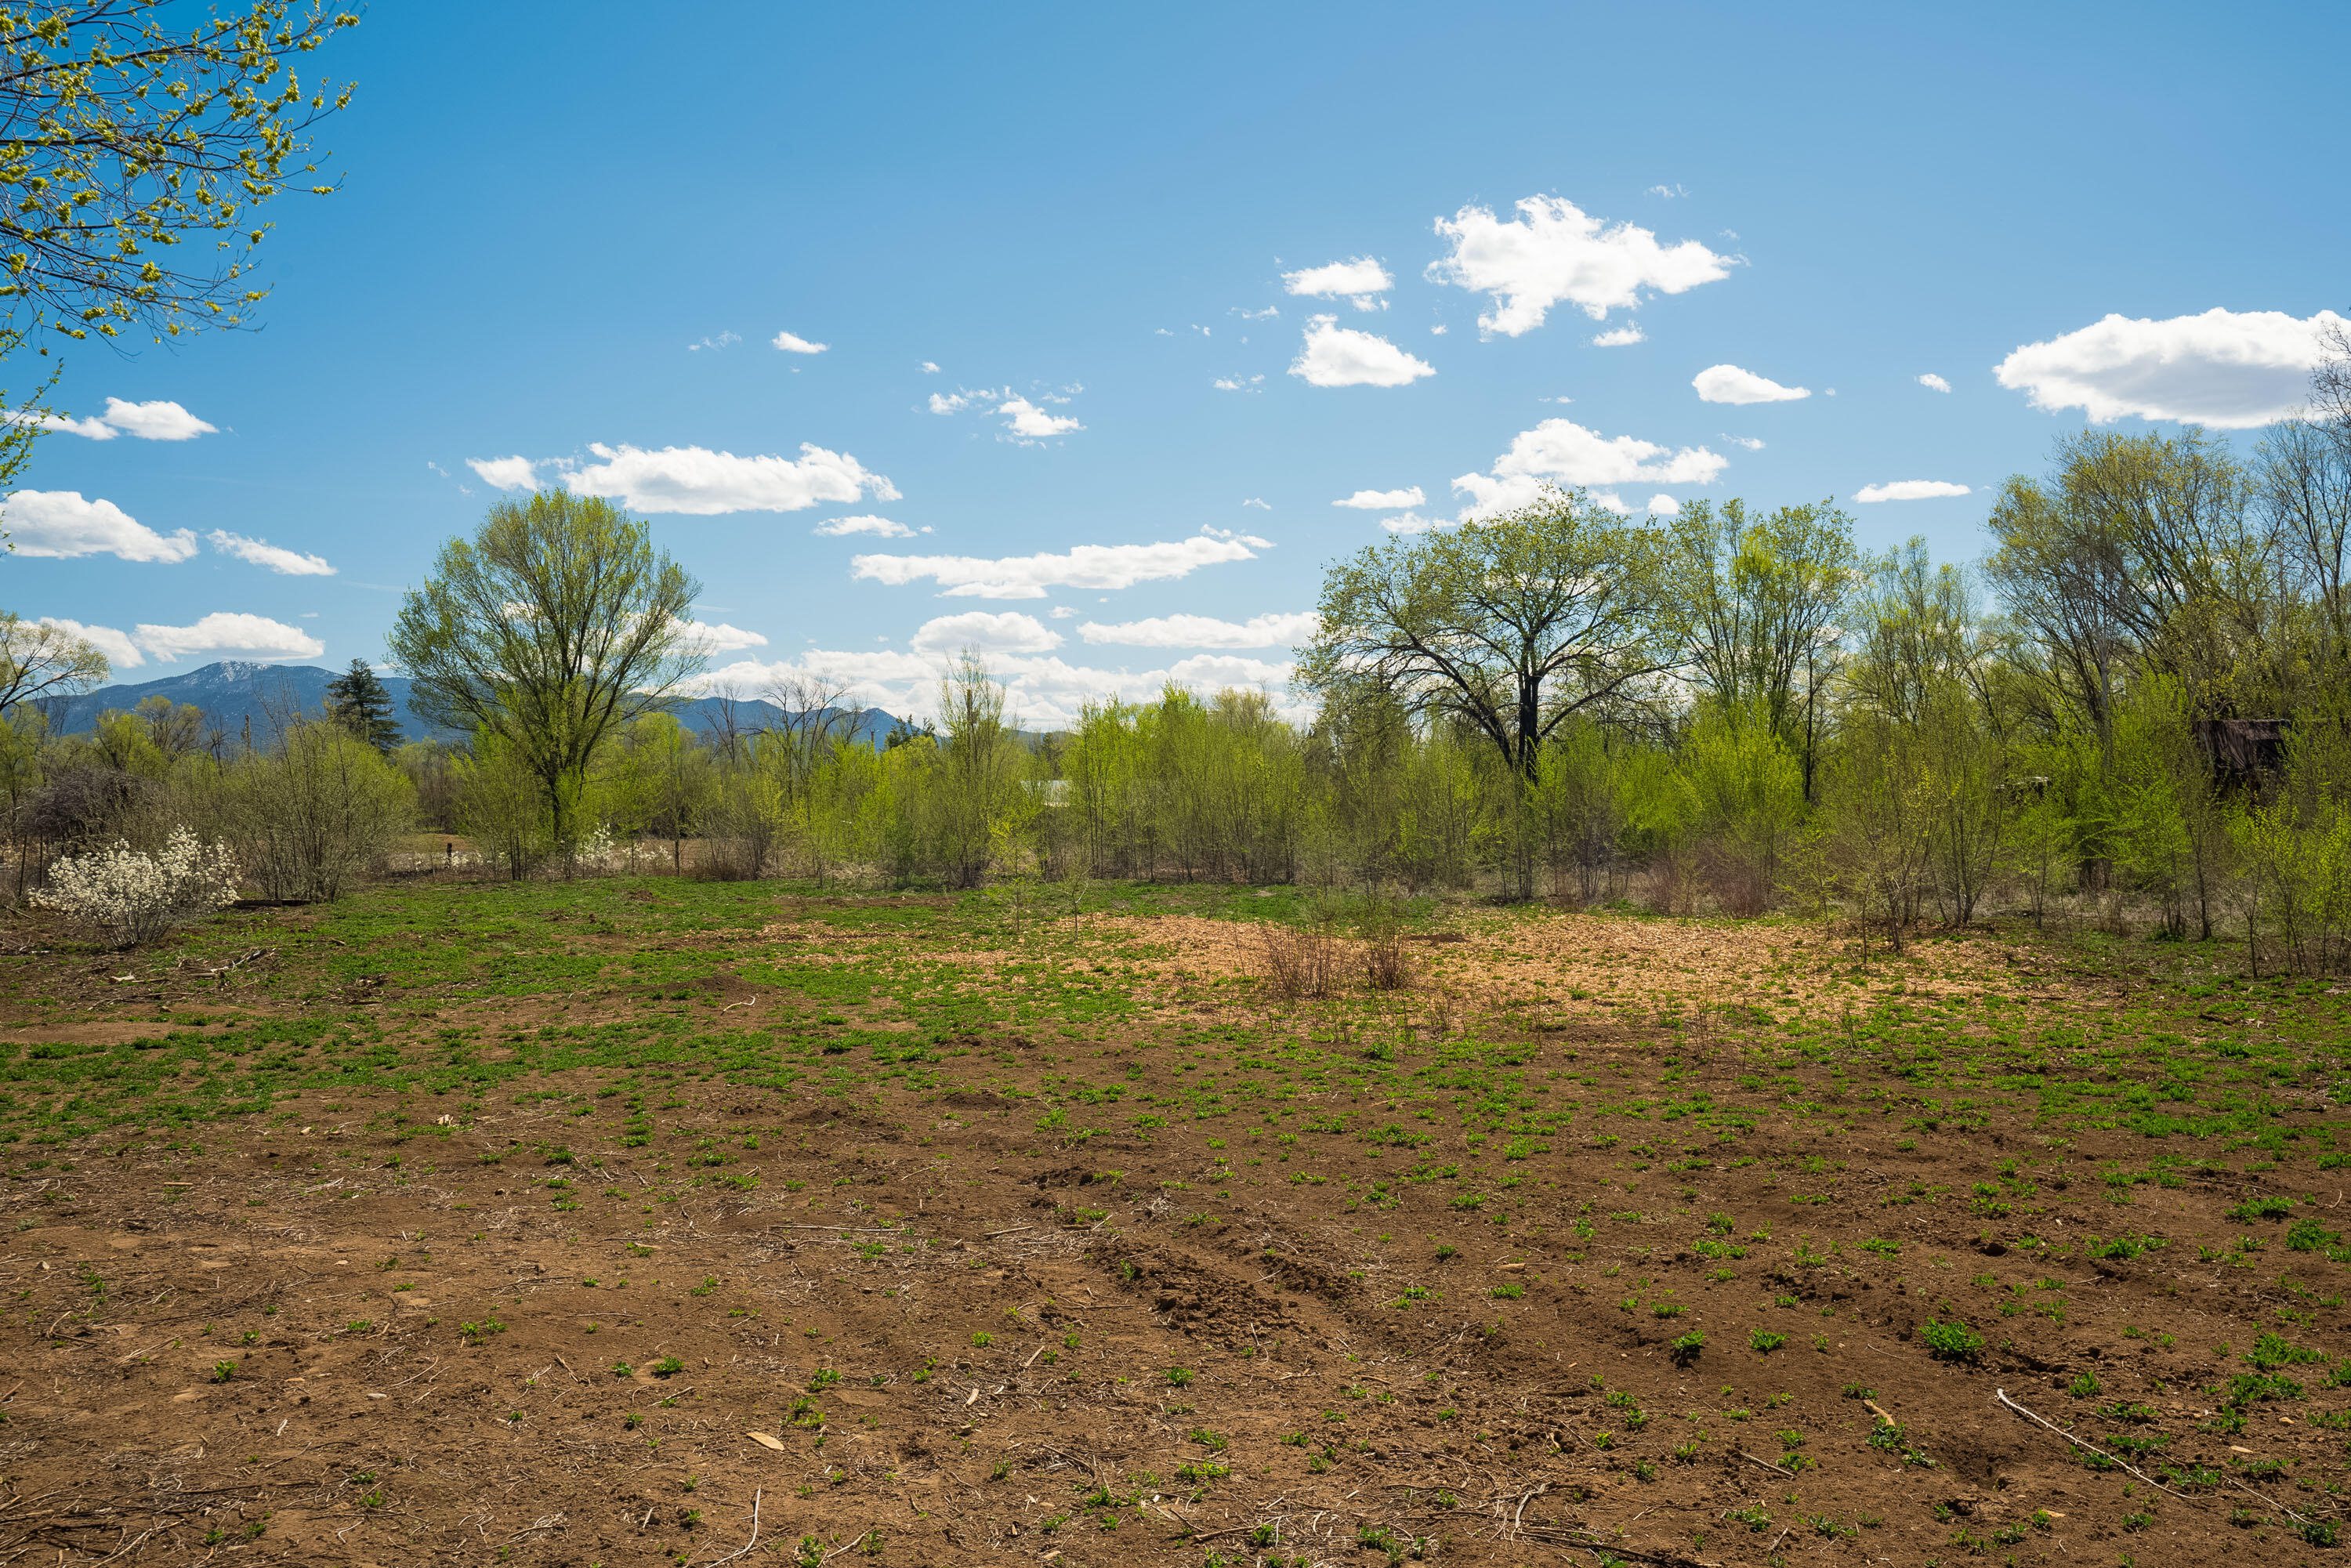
[326, 658, 404, 754]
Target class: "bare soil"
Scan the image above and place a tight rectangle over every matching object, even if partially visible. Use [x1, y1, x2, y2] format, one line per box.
[1, 891, 2345, 1567]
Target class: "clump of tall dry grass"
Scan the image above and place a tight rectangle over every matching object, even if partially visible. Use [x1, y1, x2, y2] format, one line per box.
[1257, 918, 1342, 999]
[1254, 896, 1416, 998]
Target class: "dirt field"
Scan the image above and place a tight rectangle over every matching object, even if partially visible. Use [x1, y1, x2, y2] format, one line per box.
[2, 878, 2348, 1566]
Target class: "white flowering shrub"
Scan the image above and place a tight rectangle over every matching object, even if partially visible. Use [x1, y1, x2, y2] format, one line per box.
[31, 827, 242, 947]
[575, 823, 622, 871]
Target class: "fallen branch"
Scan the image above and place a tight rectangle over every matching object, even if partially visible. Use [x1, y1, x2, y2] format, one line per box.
[2228, 1476, 2309, 1525]
[1736, 1450, 1793, 1479]
[820, 1529, 878, 1564]
[507, 1513, 565, 1541]
[776, 1225, 903, 1233]
[703, 1489, 763, 1566]
[1993, 1389, 2190, 1501]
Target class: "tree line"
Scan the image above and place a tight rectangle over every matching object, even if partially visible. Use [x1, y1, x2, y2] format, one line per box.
[7, 337, 2351, 972]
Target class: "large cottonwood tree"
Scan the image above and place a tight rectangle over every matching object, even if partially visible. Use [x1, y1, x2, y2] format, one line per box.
[389, 491, 703, 856]
[1299, 486, 1679, 780]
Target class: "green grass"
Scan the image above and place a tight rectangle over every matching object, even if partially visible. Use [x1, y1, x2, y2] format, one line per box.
[10, 875, 2351, 1330]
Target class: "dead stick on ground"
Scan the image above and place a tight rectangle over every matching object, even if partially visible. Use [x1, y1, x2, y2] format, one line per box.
[777, 1225, 901, 1233]
[1994, 1389, 2191, 1501]
[820, 1530, 877, 1564]
[703, 1488, 763, 1566]
[2228, 1476, 2309, 1524]
[1737, 1450, 1793, 1479]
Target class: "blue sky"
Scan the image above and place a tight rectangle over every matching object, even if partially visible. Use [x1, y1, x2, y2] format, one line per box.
[9, 0, 2348, 726]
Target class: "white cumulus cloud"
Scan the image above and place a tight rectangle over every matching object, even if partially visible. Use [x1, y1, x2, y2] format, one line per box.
[1693, 364, 1810, 404]
[1724, 435, 1765, 451]
[1646, 494, 1682, 516]
[928, 386, 1085, 443]
[38, 617, 143, 669]
[1993, 308, 2344, 428]
[1212, 374, 1265, 392]
[772, 331, 829, 354]
[1289, 316, 1435, 389]
[466, 455, 539, 491]
[1450, 418, 1728, 519]
[996, 396, 1083, 442]
[12, 411, 110, 439]
[1078, 611, 1318, 649]
[813, 514, 915, 538]
[100, 398, 217, 440]
[1427, 195, 1737, 337]
[136, 611, 323, 664]
[1853, 480, 1972, 503]
[14, 397, 218, 442]
[1, 491, 196, 562]
[909, 610, 1062, 655]
[1592, 326, 1646, 347]
[1332, 487, 1425, 509]
[562, 443, 897, 514]
[677, 619, 769, 654]
[1282, 257, 1393, 310]
[1918, 373, 1952, 393]
[207, 530, 335, 576]
[853, 532, 1269, 599]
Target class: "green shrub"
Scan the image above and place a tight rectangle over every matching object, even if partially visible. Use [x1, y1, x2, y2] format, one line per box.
[1918, 1318, 1983, 1362]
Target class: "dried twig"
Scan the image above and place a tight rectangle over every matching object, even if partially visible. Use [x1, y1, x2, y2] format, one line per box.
[820, 1529, 878, 1563]
[2228, 1476, 2309, 1524]
[1736, 1450, 1793, 1479]
[703, 1489, 763, 1565]
[1993, 1389, 2190, 1501]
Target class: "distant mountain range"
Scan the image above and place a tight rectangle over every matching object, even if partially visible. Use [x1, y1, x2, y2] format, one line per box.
[38, 662, 913, 748]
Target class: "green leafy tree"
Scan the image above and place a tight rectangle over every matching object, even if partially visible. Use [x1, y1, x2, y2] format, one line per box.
[1676, 702, 1807, 914]
[1302, 487, 1676, 898]
[0, 1, 360, 346]
[453, 729, 548, 881]
[1670, 498, 1857, 796]
[0, 2, 360, 531]
[902, 654, 1025, 889]
[0, 610, 108, 711]
[387, 491, 704, 858]
[1302, 487, 1677, 784]
[1988, 430, 2277, 751]
[229, 719, 412, 900]
[324, 658, 402, 754]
